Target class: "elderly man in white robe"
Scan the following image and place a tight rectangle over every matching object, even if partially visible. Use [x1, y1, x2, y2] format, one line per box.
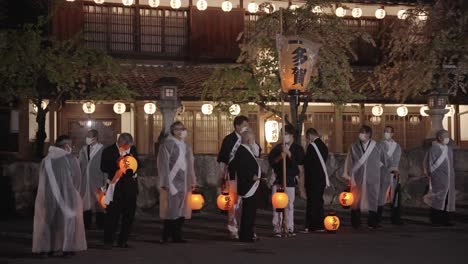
[378, 126, 403, 225]
[424, 129, 456, 226]
[158, 121, 197, 243]
[343, 125, 386, 229]
[33, 135, 87, 257]
[78, 129, 106, 230]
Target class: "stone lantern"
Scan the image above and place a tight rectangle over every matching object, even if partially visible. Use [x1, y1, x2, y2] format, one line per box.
[425, 92, 449, 139]
[155, 77, 183, 136]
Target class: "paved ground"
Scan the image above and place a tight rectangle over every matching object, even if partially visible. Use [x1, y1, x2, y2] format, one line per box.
[1, 206, 468, 264]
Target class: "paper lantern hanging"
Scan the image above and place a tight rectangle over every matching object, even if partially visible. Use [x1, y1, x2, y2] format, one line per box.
[113, 102, 126, 114]
[420, 106, 429, 117]
[339, 191, 354, 208]
[312, 6, 322, 14]
[324, 212, 340, 233]
[372, 105, 383, 116]
[276, 35, 321, 94]
[119, 155, 138, 174]
[375, 8, 386, 19]
[221, 1, 233, 12]
[335, 7, 346, 17]
[397, 9, 408, 20]
[229, 104, 241, 116]
[201, 103, 214, 115]
[265, 120, 280, 143]
[289, 4, 299, 11]
[217, 191, 234, 211]
[397, 106, 408, 117]
[196, 0, 207, 11]
[122, 0, 133, 6]
[94, 0, 105, 4]
[82, 101, 96, 114]
[351, 8, 362, 18]
[272, 190, 289, 212]
[189, 191, 205, 211]
[144, 103, 157, 115]
[418, 11, 428, 21]
[170, 0, 181, 9]
[148, 0, 160, 8]
[247, 2, 259, 13]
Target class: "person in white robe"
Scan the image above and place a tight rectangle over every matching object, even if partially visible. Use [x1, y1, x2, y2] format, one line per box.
[158, 121, 197, 243]
[378, 126, 403, 225]
[343, 125, 386, 229]
[33, 135, 87, 256]
[423, 129, 456, 226]
[78, 129, 106, 229]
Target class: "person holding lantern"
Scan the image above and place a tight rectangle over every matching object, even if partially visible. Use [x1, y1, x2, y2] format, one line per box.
[33, 135, 87, 257]
[78, 129, 106, 230]
[100, 133, 139, 249]
[268, 125, 305, 237]
[301, 128, 329, 233]
[423, 129, 456, 226]
[343, 125, 386, 229]
[378, 126, 403, 226]
[158, 121, 197, 243]
[217, 115, 261, 239]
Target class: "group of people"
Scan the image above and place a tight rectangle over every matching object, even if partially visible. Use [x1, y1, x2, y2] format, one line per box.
[32, 115, 457, 255]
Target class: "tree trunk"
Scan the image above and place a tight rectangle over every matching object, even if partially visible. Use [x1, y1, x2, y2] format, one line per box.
[35, 107, 48, 159]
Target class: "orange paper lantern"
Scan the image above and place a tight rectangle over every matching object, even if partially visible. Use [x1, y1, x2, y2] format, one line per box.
[96, 189, 107, 209]
[119, 155, 138, 174]
[277, 35, 321, 94]
[339, 191, 354, 208]
[217, 192, 234, 211]
[272, 190, 289, 210]
[324, 212, 340, 233]
[189, 192, 205, 211]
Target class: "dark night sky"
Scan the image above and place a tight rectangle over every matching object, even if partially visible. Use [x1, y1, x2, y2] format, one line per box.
[0, 0, 49, 29]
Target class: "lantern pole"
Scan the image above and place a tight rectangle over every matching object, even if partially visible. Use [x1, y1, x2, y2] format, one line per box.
[279, 7, 289, 237]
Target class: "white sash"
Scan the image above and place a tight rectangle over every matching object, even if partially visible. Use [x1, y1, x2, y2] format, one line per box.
[310, 142, 330, 187]
[430, 145, 448, 173]
[386, 141, 397, 158]
[229, 136, 241, 163]
[168, 140, 187, 195]
[351, 140, 376, 176]
[239, 144, 261, 198]
[44, 158, 76, 218]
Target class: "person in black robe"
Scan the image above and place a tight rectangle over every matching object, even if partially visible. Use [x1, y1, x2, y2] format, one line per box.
[228, 130, 261, 243]
[268, 125, 305, 237]
[217, 115, 261, 239]
[301, 128, 329, 232]
[100, 133, 139, 249]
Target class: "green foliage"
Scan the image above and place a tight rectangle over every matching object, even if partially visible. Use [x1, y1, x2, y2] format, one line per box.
[203, 0, 371, 114]
[373, 0, 467, 101]
[0, 18, 135, 111]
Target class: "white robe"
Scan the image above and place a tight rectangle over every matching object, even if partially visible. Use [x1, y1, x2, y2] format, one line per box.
[33, 146, 87, 253]
[158, 136, 196, 220]
[344, 140, 386, 212]
[379, 140, 402, 206]
[424, 142, 456, 212]
[78, 143, 106, 212]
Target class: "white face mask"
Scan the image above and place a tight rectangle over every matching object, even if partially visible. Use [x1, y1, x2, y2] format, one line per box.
[284, 134, 293, 144]
[384, 133, 392, 140]
[240, 126, 248, 133]
[443, 138, 450, 145]
[86, 137, 95, 145]
[180, 130, 188, 139]
[65, 146, 72, 153]
[359, 133, 368, 142]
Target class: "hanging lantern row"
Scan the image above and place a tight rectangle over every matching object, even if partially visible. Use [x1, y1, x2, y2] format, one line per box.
[81, 102, 158, 115]
[67, 1, 425, 19]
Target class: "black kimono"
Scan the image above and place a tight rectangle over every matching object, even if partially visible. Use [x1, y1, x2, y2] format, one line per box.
[100, 144, 139, 247]
[268, 142, 305, 188]
[228, 145, 260, 242]
[303, 138, 329, 230]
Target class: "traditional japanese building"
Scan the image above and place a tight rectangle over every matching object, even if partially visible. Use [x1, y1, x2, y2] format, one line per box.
[2, 0, 467, 160]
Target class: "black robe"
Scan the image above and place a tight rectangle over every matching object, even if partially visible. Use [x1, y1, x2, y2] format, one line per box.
[268, 142, 305, 187]
[101, 144, 139, 181]
[304, 138, 329, 187]
[218, 132, 262, 180]
[228, 145, 260, 196]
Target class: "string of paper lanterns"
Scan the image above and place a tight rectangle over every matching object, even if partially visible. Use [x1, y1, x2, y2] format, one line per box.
[68, 1, 424, 19]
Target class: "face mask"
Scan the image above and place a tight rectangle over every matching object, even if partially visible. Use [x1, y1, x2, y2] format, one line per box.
[443, 138, 450, 145]
[284, 134, 292, 144]
[180, 130, 188, 139]
[359, 133, 368, 142]
[240, 126, 248, 133]
[119, 144, 130, 152]
[384, 133, 392, 140]
[65, 146, 72, 153]
[86, 137, 95, 145]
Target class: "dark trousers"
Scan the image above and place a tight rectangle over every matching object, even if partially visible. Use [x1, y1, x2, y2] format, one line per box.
[239, 195, 257, 241]
[104, 177, 137, 246]
[83, 210, 105, 230]
[305, 184, 325, 230]
[351, 210, 379, 228]
[430, 191, 452, 225]
[377, 183, 403, 225]
[161, 217, 185, 242]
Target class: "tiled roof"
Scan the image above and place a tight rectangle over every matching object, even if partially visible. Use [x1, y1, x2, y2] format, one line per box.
[121, 64, 465, 104]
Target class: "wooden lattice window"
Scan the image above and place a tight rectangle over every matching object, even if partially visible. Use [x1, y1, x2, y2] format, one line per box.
[365, 114, 384, 141]
[140, 8, 163, 53]
[304, 113, 335, 150]
[83, 5, 108, 50]
[342, 113, 361, 152]
[109, 6, 134, 52]
[384, 114, 406, 147]
[194, 112, 219, 154]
